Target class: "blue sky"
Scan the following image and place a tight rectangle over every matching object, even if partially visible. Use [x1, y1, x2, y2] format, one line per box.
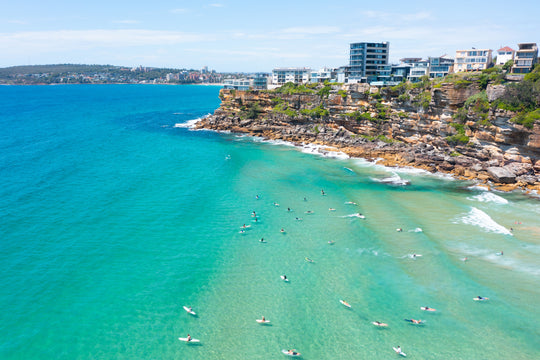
[1, 0, 539, 72]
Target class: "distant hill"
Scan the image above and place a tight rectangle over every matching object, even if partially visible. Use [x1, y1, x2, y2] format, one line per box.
[0, 64, 123, 76]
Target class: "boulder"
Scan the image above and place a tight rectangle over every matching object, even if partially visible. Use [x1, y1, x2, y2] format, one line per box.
[487, 167, 516, 183]
[486, 84, 506, 102]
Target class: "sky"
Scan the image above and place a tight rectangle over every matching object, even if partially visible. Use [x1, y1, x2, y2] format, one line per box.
[1, 0, 539, 72]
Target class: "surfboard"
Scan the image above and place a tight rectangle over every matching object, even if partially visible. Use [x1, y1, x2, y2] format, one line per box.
[305, 257, 314, 263]
[280, 276, 289, 282]
[183, 306, 196, 315]
[474, 297, 489, 301]
[282, 349, 301, 357]
[420, 307, 436, 312]
[393, 347, 406, 357]
[372, 321, 388, 327]
[340, 299, 351, 308]
[179, 337, 200, 343]
[256, 319, 270, 324]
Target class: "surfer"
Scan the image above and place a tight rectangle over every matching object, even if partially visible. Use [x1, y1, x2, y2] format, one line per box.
[396, 346, 401, 352]
[321, 189, 325, 195]
[256, 195, 260, 199]
[287, 349, 299, 355]
[261, 316, 265, 322]
[186, 334, 191, 342]
[288, 207, 291, 212]
[260, 238, 264, 242]
[280, 228, 285, 233]
[282, 275, 287, 280]
[303, 197, 307, 201]
[397, 228, 403, 232]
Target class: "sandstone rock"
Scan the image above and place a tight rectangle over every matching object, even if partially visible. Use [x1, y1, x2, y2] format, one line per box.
[487, 167, 516, 183]
[503, 162, 533, 176]
[486, 84, 506, 102]
[516, 175, 539, 185]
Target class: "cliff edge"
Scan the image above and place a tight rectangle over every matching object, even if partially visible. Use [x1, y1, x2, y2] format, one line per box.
[197, 73, 540, 192]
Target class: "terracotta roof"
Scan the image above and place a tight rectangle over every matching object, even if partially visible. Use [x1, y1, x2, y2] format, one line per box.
[497, 46, 514, 52]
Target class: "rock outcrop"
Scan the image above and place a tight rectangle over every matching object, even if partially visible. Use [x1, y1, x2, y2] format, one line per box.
[197, 82, 540, 192]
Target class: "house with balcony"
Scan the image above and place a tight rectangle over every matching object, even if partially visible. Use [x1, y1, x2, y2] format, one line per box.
[223, 78, 252, 91]
[428, 55, 454, 78]
[496, 46, 515, 66]
[271, 68, 311, 85]
[511, 43, 538, 74]
[310, 67, 337, 83]
[348, 42, 389, 83]
[407, 59, 429, 82]
[454, 48, 493, 72]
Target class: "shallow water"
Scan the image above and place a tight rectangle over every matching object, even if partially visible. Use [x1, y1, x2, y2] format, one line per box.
[0, 85, 538, 359]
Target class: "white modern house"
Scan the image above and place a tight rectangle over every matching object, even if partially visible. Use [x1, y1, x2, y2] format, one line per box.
[271, 68, 311, 85]
[496, 46, 515, 65]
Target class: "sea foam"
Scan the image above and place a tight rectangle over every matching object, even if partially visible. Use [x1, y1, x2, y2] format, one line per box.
[468, 192, 508, 205]
[453, 207, 512, 235]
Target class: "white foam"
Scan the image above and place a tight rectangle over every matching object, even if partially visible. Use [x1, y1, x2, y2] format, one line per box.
[468, 192, 508, 205]
[371, 173, 411, 186]
[453, 207, 513, 235]
[408, 227, 423, 233]
[299, 143, 349, 159]
[342, 213, 366, 219]
[174, 115, 210, 129]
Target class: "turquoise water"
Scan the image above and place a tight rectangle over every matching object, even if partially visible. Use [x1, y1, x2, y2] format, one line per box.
[0, 85, 538, 359]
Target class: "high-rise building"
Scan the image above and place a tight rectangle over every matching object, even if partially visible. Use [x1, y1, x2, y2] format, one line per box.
[348, 42, 389, 83]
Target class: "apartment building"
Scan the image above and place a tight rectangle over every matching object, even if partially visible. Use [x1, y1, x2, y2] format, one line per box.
[511, 43, 538, 74]
[454, 48, 493, 72]
[348, 42, 389, 83]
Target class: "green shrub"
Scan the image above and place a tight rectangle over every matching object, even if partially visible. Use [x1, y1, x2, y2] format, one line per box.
[317, 85, 331, 97]
[397, 93, 410, 102]
[446, 134, 470, 144]
[300, 105, 329, 118]
[337, 89, 347, 98]
[454, 80, 472, 89]
[273, 102, 297, 117]
[511, 109, 540, 129]
[412, 91, 431, 110]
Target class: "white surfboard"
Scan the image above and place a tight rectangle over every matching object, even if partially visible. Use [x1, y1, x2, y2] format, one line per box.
[281, 276, 289, 282]
[474, 297, 489, 301]
[282, 349, 301, 356]
[340, 299, 351, 308]
[393, 347, 406, 357]
[420, 307, 436, 312]
[179, 337, 200, 343]
[183, 306, 196, 315]
[256, 319, 270, 324]
[372, 321, 388, 327]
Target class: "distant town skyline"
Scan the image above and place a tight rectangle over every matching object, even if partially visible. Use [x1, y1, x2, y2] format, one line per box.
[1, 0, 539, 72]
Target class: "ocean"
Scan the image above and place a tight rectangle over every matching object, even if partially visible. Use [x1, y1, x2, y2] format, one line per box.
[0, 85, 538, 359]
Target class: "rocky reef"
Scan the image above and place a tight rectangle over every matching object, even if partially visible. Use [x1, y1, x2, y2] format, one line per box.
[196, 80, 540, 192]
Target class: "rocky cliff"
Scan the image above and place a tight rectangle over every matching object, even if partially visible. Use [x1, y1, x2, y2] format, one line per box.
[196, 81, 540, 192]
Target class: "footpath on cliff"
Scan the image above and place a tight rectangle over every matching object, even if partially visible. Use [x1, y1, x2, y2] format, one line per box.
[196, 66, 540, 193]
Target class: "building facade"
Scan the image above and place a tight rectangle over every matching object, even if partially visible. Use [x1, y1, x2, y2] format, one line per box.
[310, 67, 337, 83]
[271, 68, 311, 85]
[428, 56, 454, 78]
[407, 59, 429, 82]
[511, 43, 538, 74]
[496, 46, 515, 65]
[454, 49, 493, 72]
[223, 78, 252, 91]
[348, 42, 389, 83]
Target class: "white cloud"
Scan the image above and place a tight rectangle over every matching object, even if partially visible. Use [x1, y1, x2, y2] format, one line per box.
[170, 8, 188, 14]
[0, 29, 216, 52]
